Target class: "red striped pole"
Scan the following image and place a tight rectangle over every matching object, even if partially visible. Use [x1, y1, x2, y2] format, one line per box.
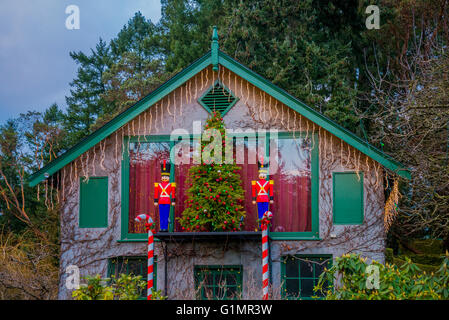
[135, 214, 154, 300]
[261, 211, 272, 300]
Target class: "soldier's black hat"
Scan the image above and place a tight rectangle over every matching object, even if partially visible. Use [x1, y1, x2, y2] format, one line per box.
[257, 158, 269, 174]
[161, 160, 171, 176]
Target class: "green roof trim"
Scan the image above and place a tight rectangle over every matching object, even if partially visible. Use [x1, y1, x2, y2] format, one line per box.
[29, 48, 410, 187]
[217, 50, 411, 180]
[28, 52, 212, 187]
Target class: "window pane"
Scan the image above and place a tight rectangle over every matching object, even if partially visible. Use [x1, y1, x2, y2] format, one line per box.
[195, 267, 242, 300]
[314, 278, 327, 297]
[300, 259, 314, 278]
[285, 278, 299, 297]
[234, 138, 259, 231]
[314, 258, 328, 276]
[129, 142, 170, 233]
[127, 259, 140, 276]
[285, 257, 299, 278]
[300, 278, 314, 297]
[174, 140, 195, 231]
[225, 286, 237, 299]
[225, 274, 237, 286]
[271, 136, 312, 232]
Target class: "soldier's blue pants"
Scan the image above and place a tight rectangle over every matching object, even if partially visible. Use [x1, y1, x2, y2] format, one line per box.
[159, 204, 170, 230]
[257, 202, 269, 220]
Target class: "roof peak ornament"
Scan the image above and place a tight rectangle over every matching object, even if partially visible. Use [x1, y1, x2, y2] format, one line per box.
[211, 26, 219, 72]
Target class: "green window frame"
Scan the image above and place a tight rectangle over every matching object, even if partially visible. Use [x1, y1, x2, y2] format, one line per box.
[281, 255, 332, 300]
[268, 131, 320, 240]
[120, 131, 319, 241]
[79, 176, 108, 228]
[107, 256, 157, 299]
[194, 265, 243, 300]
[332, 172, 364, 225]
[120, 135, 175, 241]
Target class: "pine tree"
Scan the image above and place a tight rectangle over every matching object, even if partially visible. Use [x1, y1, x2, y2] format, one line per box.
[177, 111, 245, 232]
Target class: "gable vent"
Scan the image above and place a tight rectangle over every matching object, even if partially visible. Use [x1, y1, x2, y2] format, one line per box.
[198, 81, 239, 115]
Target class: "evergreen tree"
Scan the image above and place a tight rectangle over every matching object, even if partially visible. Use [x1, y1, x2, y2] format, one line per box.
[177, 112, 246, 232]
[159, 0, 225, 72]
[220, 0, 365, 130]
[64, 38, 113, 147]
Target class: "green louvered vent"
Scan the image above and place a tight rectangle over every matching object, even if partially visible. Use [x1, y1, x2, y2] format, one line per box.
[198, 81, 239, 115]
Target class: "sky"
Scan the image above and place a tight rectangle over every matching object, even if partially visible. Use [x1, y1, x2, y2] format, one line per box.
[0, 0, 162, 124]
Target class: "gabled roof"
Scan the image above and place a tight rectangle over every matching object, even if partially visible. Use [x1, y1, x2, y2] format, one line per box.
[29, 34, 410, 186]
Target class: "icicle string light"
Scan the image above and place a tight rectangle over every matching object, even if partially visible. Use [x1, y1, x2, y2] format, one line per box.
[160, 102, 164, 130]
[115, 131, 119, 165]
[330, 134, 334, 164]
[100, 139, 106, 171]
[311, 123, 316, 150]
[201, 69, 204, 91]
[375, 161, 380, 189]
[92, 146, 96, 176]
[269, 96, 273, 119]
[340, 139, 343, 168]
[355, 150, 361, 181]
[50, 178, 54, 210]
[195, 74, 198, 101]
[144, 111, 148, 142]
[189, 78, 192, 104]
[44, 180, 48, 209]
[305, 121, 309, 144]
[62, 166, 65, 201]
[346, 144, 351, 167]
[274, 101, 279, 123]
[180, 85, 183, 118]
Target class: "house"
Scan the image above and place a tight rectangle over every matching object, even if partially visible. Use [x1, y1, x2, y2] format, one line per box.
[29, 27, 410, 300]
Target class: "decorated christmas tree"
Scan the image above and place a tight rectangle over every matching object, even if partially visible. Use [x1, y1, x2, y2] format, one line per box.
[177, 111, 246, 232]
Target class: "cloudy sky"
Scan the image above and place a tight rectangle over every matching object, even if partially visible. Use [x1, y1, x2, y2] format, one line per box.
[0, 0, 161, 124]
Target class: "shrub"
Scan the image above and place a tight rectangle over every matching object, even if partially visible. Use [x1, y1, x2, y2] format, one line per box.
[315, 253, 449, 300]
[72, 274, 166, 300]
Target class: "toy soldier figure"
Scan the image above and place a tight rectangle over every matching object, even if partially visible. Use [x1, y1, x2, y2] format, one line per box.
[154, 160, 176, 232]
[252, 160, 274, 224]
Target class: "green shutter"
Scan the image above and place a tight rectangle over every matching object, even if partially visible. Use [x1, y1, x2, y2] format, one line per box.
[79, 177, 108, 228]
[333, 172, 364, 224]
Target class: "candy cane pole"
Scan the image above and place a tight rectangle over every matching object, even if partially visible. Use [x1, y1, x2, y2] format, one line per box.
[135, 214, 154, 300]
[261, 211, 272, 300]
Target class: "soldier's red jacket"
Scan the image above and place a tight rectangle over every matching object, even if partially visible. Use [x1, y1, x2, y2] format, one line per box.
[154, 182, 176, 204]
[251, 179, 274, 203]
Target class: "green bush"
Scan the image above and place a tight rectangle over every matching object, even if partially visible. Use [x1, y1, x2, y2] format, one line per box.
[315, 253, 449, 300]
[412, 240, 443, 255]
[72, 274, 167, 300]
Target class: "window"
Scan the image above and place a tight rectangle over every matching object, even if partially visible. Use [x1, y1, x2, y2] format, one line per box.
[270, 134, 312, 232]
[79, 177, 108, 228]
[194, 266, 242, 300]
[281, 255, 332, 299]
[108, 256, 157, 298]
[121, 132, 319, 239]
[333, 172, 364, 224]
[122, 136, 173, 239]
